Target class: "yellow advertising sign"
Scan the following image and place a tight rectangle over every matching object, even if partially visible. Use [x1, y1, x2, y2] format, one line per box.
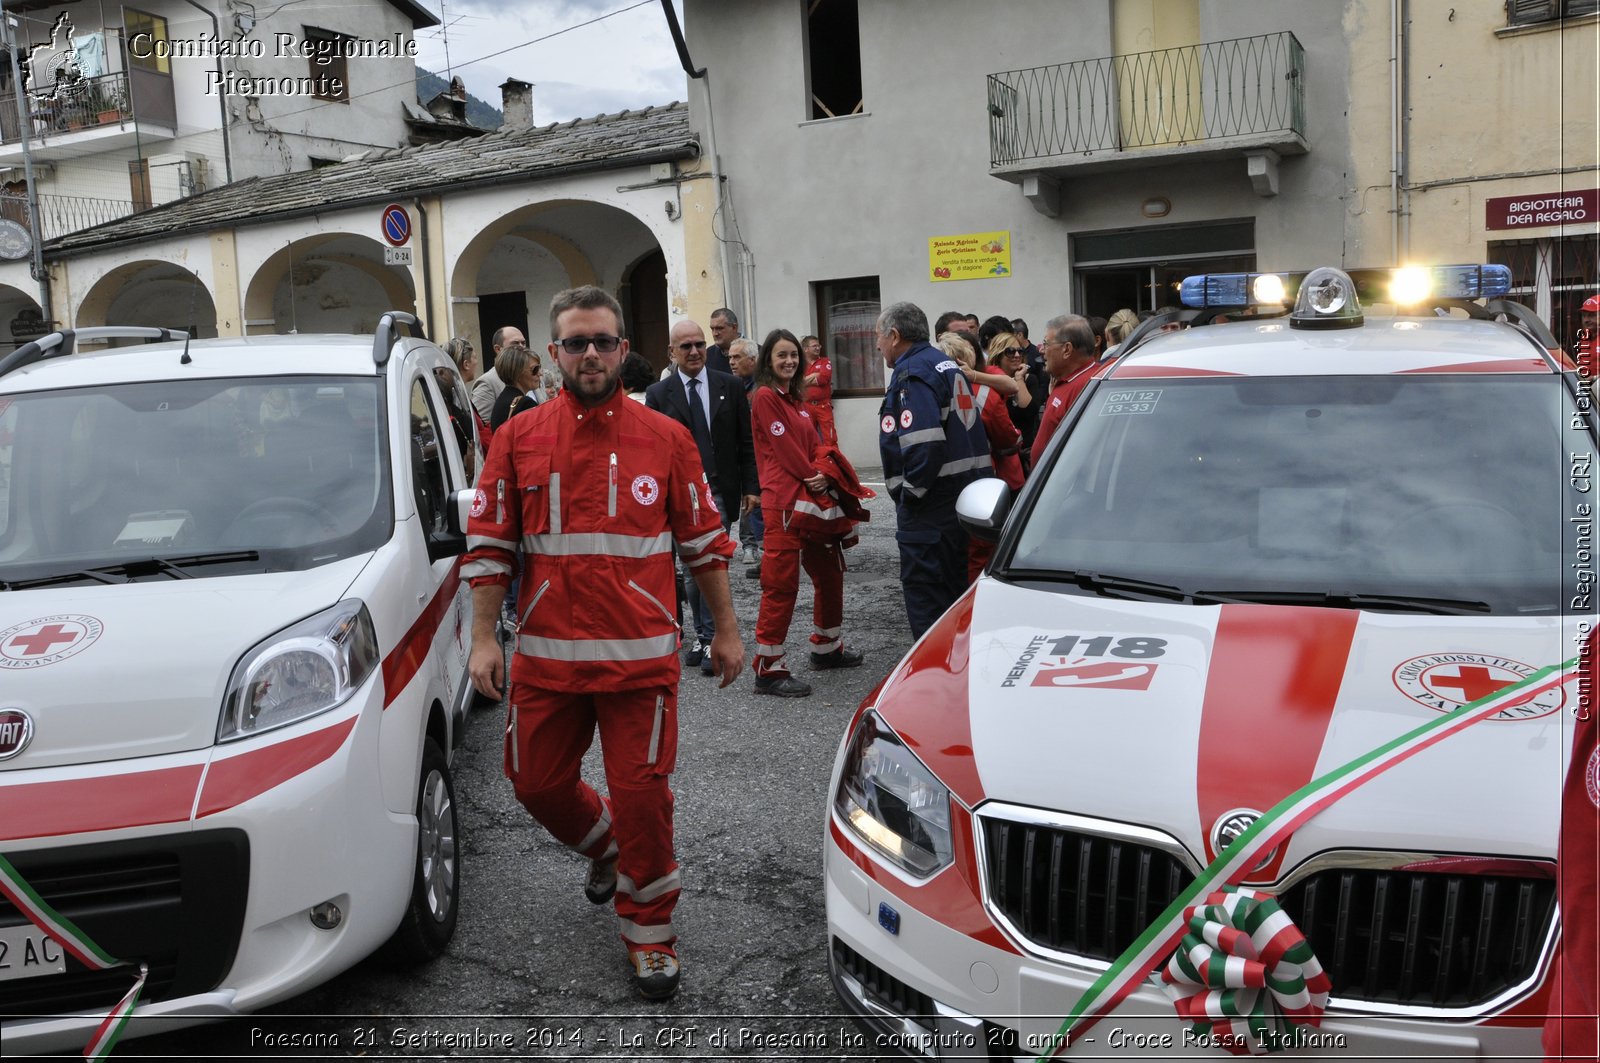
[928, 231, 1011, 282]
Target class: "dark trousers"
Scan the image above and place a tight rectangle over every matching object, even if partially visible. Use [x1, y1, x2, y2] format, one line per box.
[895, 509, 970, 639]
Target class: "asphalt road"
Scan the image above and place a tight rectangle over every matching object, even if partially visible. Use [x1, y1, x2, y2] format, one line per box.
[114, 487, 917, 1062]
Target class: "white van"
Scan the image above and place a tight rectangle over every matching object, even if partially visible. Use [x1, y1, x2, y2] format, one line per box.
[0, 318, 476, 1053]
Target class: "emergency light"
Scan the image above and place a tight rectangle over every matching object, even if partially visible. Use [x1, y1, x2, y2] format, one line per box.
[1178, 263, 1513, 311]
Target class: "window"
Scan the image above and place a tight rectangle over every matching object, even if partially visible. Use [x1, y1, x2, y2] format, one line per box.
[812, 276, 880, 395]
[1506, 0, 1599, 25]
[123, 10, 170, 75]
[805, 0, 862, 120]
[1490, 234, 1600, 352]
[409, 378, 449, 536]
[304, 27, 350, 103]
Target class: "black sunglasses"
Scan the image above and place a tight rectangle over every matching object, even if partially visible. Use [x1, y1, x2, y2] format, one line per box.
[557, 335, 622, 354]
[676, 340, 708, 352]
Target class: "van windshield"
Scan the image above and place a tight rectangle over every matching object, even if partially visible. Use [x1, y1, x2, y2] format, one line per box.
[1007, 375, 1585, 616]
[0, 376, 392, 582]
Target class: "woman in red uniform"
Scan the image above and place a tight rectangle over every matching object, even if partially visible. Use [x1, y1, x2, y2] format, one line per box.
[800, 334, 837, 446]
[749, 329, 862, 697]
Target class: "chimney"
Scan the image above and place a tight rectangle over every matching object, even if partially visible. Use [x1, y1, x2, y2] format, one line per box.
[500, 79, 533, 131]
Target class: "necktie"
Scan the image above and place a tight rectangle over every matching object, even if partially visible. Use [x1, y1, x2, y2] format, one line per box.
[686, 375, 715, 474]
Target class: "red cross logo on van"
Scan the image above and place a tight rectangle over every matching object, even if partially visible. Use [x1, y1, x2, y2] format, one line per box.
[0, 615, 103, 669]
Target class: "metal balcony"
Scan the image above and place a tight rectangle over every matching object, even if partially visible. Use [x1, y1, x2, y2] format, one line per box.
[0, 191, 139, 243]
[0, 69, 175, 164]
[987, 32, 1307, 201]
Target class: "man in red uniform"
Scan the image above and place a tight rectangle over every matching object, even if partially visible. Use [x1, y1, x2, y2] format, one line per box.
[464, 286, 742, 1001]
[801, 334, 837, 446]
[1028, 314, 1099, 468]
[1545, 628, 1600, 1059]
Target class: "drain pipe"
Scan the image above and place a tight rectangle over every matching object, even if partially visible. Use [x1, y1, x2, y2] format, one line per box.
[658, 0, 734, 318]
[176, 0, 232, 184]
[412, 196, 436, 336]
[1389, 0, 1401, 265]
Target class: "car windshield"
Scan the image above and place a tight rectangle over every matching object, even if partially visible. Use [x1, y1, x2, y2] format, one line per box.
[1006, 375, 1585, 615]
[0, 375, 391, 581]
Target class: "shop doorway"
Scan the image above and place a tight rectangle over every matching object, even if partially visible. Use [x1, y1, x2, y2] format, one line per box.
[1073, 220, 1255, 317]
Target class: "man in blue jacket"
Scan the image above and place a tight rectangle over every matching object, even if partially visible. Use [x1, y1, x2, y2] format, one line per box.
[876, 301, 993, 638]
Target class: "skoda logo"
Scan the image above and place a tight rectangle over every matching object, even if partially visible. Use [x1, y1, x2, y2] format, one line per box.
[1211, 808, 1279, 873]
[0, 708, 33, 760]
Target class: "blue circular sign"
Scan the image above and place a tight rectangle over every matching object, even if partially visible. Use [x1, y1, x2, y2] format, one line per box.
[381, 204, 411, 247]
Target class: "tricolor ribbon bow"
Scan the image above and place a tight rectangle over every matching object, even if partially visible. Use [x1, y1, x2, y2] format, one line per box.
[1160, 886, 1331, 1055]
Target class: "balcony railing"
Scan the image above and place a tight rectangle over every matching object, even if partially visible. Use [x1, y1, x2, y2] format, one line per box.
[0, 191, 139, 243]
[0, 71, 131, 144]
[987, 31, 1305, 169]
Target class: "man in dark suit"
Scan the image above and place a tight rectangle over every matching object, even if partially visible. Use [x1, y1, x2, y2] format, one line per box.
[646, 319, 760, 674]
[704, 307, 739, 376]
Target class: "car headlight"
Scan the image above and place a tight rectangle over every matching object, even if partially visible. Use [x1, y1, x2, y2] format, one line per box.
[218, 600, 379, 742]
[833, 710, 954, 877]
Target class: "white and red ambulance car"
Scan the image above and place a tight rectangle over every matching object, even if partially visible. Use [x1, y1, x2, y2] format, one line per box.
[0, 319, 476, 1053]
[826, 267, 1595, 1058]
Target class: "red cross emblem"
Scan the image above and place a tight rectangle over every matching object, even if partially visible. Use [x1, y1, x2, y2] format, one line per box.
[0, 614, 103, 668]
[953, 384, 978, 429]
[1427, 665, 1512, 703]
[1393, 652, 1565, 721]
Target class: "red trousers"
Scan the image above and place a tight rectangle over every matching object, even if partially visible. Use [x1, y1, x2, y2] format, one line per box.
[504, 682, 680, 949]
[754, 519, 845, 674]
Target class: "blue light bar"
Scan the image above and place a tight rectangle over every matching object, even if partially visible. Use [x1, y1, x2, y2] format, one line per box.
[1427, 264, 1512, 300]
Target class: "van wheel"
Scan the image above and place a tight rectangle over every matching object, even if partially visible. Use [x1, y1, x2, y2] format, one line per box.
[382, 738, 460, 963]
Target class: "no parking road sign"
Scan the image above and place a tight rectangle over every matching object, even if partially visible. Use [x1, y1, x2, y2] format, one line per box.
[381, 204, 412, 247]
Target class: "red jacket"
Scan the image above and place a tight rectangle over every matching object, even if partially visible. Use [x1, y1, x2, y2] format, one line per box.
[974, 369, 1025, 489]
[1545, 629, 1600, 1060]
[462, 387, 735, 691]
[791, 443, 875, 545]
[751, 385, 823, 515]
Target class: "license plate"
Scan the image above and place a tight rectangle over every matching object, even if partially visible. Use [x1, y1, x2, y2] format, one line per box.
[0, 922, 67, 981]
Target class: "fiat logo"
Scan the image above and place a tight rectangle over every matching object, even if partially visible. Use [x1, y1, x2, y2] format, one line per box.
[1211, 808, 1279, 873]
[0, 708, 33, 760]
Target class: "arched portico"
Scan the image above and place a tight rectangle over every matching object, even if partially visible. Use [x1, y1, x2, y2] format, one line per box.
[74, 261, 219, 337]
[449, 199, 665, 360]
[244, 234, 416, 335]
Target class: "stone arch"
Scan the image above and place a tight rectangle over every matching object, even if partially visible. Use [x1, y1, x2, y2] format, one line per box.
[74, 261, 219, 336]
[448, 198, 661, 356]
[0, 284, 45, 350]
[244, 234, 416, 335]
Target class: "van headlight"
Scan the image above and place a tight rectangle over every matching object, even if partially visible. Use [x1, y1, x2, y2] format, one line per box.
[218, 600, 379, 742]
[833, 710, 954, 877]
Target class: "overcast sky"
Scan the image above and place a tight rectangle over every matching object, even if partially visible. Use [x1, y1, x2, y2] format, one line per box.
[411, 0, 689, 124]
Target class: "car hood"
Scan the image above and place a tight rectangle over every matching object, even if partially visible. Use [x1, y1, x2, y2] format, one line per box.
[0, 557, 370, 770]
[878, 581, 1577, 882]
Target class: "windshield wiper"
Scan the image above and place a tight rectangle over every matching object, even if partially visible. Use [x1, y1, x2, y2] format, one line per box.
[0, 551, 261, 590]
[1199, 589, 1493, 615]
[1005, 568, 1247, 605]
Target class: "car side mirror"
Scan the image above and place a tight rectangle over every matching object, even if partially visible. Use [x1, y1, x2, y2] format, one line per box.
[956, 477, 1013, 542]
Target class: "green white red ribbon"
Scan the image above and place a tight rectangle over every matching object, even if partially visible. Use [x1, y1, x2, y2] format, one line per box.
[0, 852, 147, 1060]
[1038, 653, 1581, 1060]
[1161, 887, 1330, 1054]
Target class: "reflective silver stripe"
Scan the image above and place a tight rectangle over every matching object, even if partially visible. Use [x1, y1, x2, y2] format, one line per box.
[506, 703, 519, 774]
[793, 498, 844, 521]
[898, 427, 946, 447]
[617, 869, 682, 903]
[677, 528, 722, 555]
[646, 693, 664, 765]
[886, 475, 905, 492]
[576, 806, 613, 853]
[618, 918, 675, 944]
[549, 472, 562, 534]
[461, 558, 512, 579]
[628, 580, 677, 625]
[903, 482, 929, 498]
[756, 641, 784, 654]
[518, 632, 679, 662]
[467, 534, 519, 552]
[975, 384, 992, 407]
[815, 625, 843, 638]
[689, 481, 700, 522]
[683, 551, 722, 569]
[519, 579, 551, 629]
[522, 532, 672, 557]
[813, 637, 842, 653]
[938, 455, 990, 478]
